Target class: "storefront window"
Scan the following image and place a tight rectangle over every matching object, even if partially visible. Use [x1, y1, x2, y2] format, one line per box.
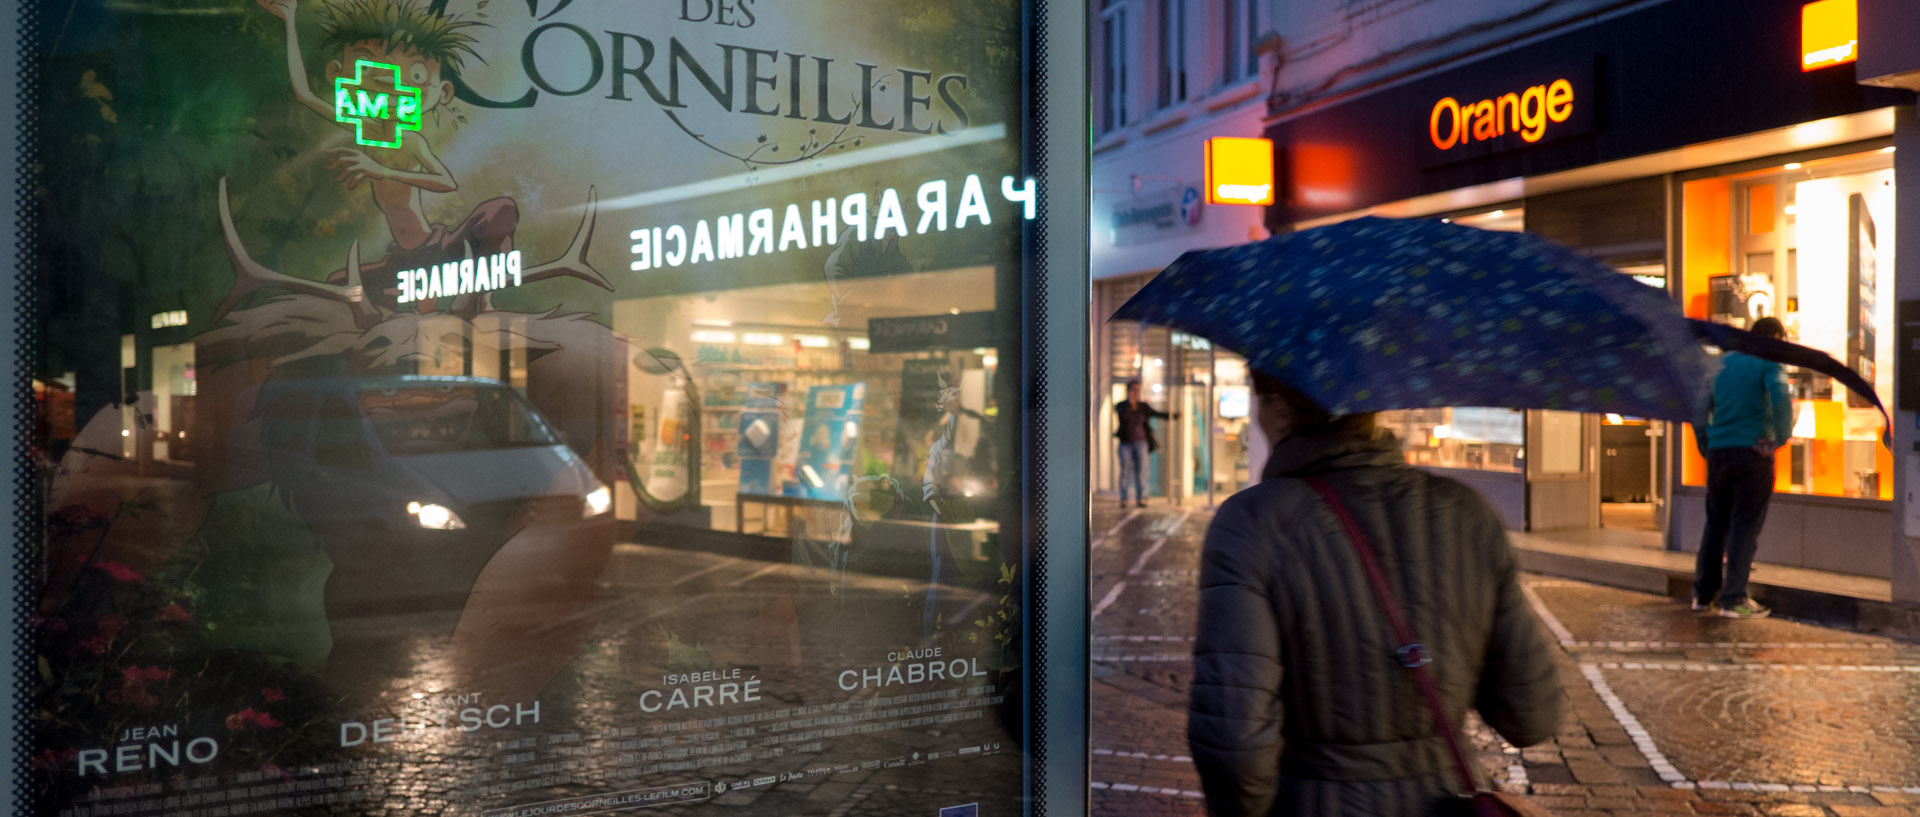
[1680, 148, 1895, 499]
[24, 3, 1057, 815]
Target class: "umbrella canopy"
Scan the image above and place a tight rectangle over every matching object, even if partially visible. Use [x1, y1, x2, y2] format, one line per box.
[1111, 216, 1714, 421]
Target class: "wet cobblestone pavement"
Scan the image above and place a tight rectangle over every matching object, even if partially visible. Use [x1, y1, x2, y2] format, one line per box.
[1089, 502, 1920, 817]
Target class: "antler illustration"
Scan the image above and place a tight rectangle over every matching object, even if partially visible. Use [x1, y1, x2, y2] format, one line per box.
[212, 177, 384, 329]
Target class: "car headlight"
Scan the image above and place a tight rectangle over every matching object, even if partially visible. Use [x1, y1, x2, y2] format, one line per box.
[583, 486, 612, 518]
[406, 501, 466, 530]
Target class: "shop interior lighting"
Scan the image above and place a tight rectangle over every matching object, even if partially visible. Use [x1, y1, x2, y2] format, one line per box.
[796, 335, 831, 348]
[1151, 358, 1164, 367]
[1432, 424, 1454, 440]
[692, 318, 734, 327]
[983, 355, 998, 367]
[1882, 146, 1896, 153]
[949, 308, 961, 315]
[849, 337, 871, 350]
[1784, 205, 1798, 215]
[1604, 414, 1625, 425]
[1489, 209, 1505, 218]
[742, 332, 784, 346]
[1792, 405, 1817, 439]
[691, 330, 736, 343]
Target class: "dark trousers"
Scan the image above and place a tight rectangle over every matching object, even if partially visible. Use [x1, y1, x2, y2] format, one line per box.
[1694, 447, 1775, 606]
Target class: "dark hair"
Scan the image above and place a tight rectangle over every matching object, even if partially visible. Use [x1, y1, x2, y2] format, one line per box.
[1250, 370, 1332, 429]
[1749, 317, 1786, 340]
[1249, 368, 1380, 437]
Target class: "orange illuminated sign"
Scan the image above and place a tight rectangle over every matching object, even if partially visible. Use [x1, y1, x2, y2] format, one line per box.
[1204, 137, 1274, 205]
[1801, 0, 1858, 71]
[1429, 79, 1573, 151]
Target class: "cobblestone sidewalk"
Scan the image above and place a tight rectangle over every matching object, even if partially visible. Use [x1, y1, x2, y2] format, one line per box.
[1088, 502, 1920, 817]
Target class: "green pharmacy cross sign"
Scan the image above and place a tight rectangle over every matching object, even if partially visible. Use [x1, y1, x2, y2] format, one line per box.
[334, 59, 423, 149]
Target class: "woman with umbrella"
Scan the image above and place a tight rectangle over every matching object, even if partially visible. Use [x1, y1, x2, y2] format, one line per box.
[1186, 368, 1561, 816]
[1120, 217, 1886, 816]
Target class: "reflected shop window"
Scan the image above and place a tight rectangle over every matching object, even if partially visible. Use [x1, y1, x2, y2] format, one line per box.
[1380, 407, 1526, 473]
[1680, 147, 1895, 499]
[23, 2, 1053, 816]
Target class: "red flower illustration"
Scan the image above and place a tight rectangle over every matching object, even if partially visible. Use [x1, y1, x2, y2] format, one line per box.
[107, 685, 160, 711]
[31, 748, 79, 771]
[107, 666, 174, 711]
[261, 687, 286, 703]
[74, 634, 114, 656]
[225, 708, 284, 731]
[123, 666, 173, 684]
[47, 505, 107, 534]
[157, 603, 193, 623]
[92, 561, 145, 583]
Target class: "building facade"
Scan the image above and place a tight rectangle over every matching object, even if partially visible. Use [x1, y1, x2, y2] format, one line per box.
[1090, 0, 1277, 506]
[1243, 0, 1920, 606]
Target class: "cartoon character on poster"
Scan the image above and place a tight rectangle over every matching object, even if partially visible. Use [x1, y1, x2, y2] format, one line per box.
[38, 0, 626, 736]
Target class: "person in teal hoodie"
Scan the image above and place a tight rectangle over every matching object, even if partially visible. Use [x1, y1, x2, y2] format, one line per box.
[1691, 317, 1794, 619]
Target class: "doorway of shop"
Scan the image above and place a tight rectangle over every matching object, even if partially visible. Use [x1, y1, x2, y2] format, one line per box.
[1597, 263, 1671, 533]
[1164, 335, 1253, 507]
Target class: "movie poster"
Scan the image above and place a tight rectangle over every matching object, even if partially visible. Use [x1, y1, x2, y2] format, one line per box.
[26, 1, 1037, 814]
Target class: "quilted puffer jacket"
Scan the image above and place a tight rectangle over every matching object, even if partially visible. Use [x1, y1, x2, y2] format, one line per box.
[1188, 424, 1562, 817]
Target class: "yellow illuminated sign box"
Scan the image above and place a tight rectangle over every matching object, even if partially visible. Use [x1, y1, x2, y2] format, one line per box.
[1204, 137, 1274, 206]
[1801, 0, 1858, 71]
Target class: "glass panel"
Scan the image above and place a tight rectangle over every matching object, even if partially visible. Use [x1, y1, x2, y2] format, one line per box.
[1222, 0, 1240, 84]
[26, 3, 1051, 815]
[1681, 149, 1894, 498]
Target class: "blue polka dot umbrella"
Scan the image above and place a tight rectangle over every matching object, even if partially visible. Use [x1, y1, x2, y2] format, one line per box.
[1111, 216, 1713, 421]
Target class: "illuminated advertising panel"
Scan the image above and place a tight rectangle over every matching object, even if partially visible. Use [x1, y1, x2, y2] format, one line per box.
[1801, 0, 1859, 71]
[19, 2, 1084, 816]
[1202, 137, 1274, 205]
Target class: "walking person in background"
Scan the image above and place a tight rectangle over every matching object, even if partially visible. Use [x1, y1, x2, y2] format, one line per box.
[1114, 380, 1175, 508]
[1188, 371, 1561, 817]
[1692, 316, 1794, 619]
